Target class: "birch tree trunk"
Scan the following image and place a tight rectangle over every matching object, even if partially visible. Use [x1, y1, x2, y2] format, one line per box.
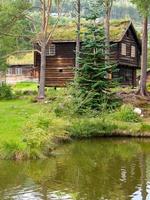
[75, 0, 80, 68]
[38, 43, 46, 99]
[104, 7, 110, 63]
[37, 0, 62, 100]
[138, 17, 148, 96]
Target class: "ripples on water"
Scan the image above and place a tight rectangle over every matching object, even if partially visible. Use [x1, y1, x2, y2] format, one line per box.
[0, 138, 150, 200]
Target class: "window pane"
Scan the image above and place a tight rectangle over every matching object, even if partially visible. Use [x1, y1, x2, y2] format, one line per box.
[46, 44, 56, 56]
[131, 46, 136, 58]
[121, 43, 126, 56]
[15, 68, 22, 75]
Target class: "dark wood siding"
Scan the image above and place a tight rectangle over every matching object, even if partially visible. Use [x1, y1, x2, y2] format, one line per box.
[118, 29, 141, 67]
[35, 42, 76, 87]
[110, 43, 119, 65]
[35, 24, 141, 87]
[113, 66, 136, 87]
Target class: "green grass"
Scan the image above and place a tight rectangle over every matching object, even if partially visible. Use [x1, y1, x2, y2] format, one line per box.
[13, 82, 38, 92]
[0, 99, 45, 143]
[1, 82, 150, 159]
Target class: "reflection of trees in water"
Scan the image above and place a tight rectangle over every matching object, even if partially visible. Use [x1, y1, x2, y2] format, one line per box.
[140, 153, 147, 200]
[0, 160, 27, 198]
[52, 139, 142, 200]
[0, 139, 150, 200]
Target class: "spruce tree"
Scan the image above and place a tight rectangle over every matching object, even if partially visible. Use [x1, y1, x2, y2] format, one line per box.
[75, 6, 115, 111]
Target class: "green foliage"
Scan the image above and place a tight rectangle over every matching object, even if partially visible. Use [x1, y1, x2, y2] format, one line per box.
[72, 2, 117, 113]
[22, 112, 69, 159]
[0, 84, 14, 100]
[0, 0, 32, 71]
[140, 123, 150, 132]
[0, 141, 25, 160]
[1, 84, 150, 160]
[68, 118, 118, 138]
[131, 0, 150, 16]
[112, 104, 141, 123]
[12, 82, 37, 98]
[0, 98, 49, 144]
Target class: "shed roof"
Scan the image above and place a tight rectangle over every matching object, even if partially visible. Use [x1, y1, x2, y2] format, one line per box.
[50, 20, 135, 42]
[7, 50, 34, 66]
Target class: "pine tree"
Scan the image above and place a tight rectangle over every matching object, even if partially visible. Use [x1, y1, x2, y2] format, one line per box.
[75, 13, 115, 111]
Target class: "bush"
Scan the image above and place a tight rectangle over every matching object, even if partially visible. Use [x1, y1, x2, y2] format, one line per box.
[68, 117, 118, 138]
[111, 104, 141, 123]
[0, 141, 26, 160]
[0, 84, 14, 100]
[22, 112, 70, 159]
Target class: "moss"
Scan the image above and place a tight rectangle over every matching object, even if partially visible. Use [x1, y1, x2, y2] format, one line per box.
[109, 20, 131, 42]
[50, 20, 132, 42]
[7, 50, 34, 65]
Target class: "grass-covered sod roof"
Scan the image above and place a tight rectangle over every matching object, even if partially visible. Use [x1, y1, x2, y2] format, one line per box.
[50, 20, 132, 42]
[7, 50, 34, 66]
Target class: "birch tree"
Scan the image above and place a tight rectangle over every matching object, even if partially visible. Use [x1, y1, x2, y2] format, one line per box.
[131, 0, 150, 96]
[103, 0, 114, 62]
[74, 0, 81, 68]
[34, 0, 62, 100]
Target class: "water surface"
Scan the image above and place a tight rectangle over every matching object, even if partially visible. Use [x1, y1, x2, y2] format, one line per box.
[0, 138, 150, 200]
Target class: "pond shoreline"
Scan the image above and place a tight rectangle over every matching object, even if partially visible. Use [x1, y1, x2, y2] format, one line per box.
[1, 130, 150, 161]
[1, 88, 150, 160]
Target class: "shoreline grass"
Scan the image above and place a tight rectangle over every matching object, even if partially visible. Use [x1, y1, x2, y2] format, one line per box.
[1, 82, 150, 160]
[0, 99, 46, 143]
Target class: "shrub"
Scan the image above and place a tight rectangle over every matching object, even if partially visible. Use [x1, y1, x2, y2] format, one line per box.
[111, 104, 141, 123]
[22, 112, 70, 159]
[0, 141, 26, 160]
[68, 117, 118, 138]
[0, 84, 14, 100]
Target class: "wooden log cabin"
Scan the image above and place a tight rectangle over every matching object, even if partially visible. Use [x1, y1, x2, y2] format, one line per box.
[7, 51, 38, 84]
[34, 20, 141, 87]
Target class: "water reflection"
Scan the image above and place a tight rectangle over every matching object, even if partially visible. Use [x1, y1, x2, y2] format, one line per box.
[1, 139, 150, 199]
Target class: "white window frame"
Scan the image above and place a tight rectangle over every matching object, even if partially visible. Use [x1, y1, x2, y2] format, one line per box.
[46, 44, 56, 56]
[15, 68, 22, 75]
[131, 46, 136, 58]
[121, 43, 127, 56]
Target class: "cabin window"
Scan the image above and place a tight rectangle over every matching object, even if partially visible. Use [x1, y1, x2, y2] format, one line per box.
[7, 68, 13, 75]
[46, 44, 56, 56]
[131, 46, 136, 58]
[121, 43, 127, 56]
[15, 68, 22, 75]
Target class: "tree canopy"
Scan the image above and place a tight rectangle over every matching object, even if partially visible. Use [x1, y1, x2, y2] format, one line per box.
[0, 0, 31, 70]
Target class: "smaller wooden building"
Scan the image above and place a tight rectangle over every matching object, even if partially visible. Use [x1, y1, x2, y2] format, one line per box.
[34, 20, 141, 87]
[7, 51, 38, 84]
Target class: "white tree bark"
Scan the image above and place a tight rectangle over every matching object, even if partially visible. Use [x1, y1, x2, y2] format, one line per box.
[138, 17, 148, 96]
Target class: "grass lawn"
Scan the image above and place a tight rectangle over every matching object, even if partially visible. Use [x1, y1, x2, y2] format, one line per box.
[1, 82, 150, 159]
[13, 82, 38, 92]
[0, 99, 45, 143]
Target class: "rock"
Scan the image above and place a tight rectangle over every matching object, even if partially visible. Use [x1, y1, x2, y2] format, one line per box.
[134, 107, 142, 115]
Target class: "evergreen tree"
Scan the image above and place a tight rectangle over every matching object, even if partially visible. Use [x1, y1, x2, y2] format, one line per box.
[75, 8, 115, 111]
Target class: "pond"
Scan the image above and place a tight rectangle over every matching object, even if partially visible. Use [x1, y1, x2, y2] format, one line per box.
[0, 138, 150, 200]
